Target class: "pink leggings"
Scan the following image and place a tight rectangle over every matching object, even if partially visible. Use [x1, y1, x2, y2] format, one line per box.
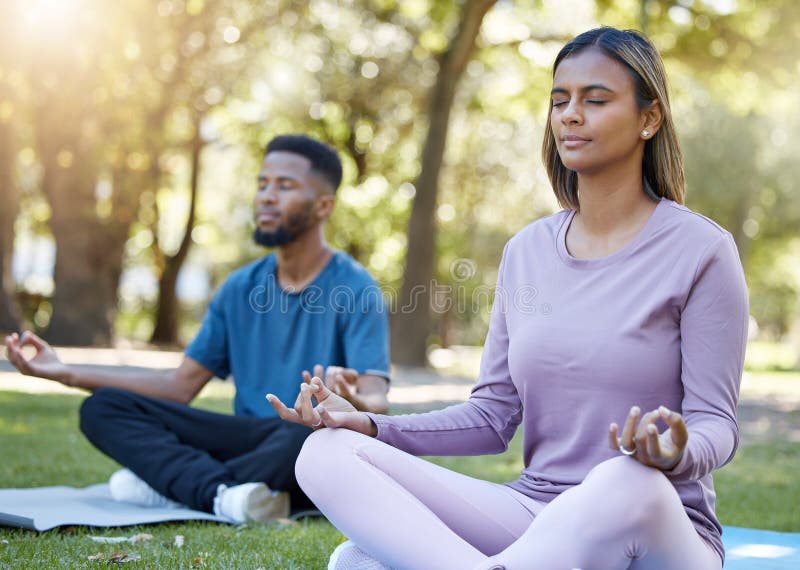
[297, 429, 722, 570]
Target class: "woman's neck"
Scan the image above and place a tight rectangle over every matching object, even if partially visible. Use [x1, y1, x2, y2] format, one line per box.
[564, 169, 659, 260]
[574, 170, 655, 237]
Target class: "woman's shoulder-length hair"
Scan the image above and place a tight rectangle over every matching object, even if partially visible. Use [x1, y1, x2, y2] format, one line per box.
[542, 26, 685, 211]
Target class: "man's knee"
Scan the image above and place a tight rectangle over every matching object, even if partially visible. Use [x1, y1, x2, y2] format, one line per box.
[268, 421, 312, 457]
[79, 387, 129, 439]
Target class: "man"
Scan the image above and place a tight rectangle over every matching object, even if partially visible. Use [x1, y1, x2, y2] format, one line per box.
[4, 134, 390, 522]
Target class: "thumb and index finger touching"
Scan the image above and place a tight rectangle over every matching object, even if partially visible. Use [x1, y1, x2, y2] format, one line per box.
[659, 405, 688, 448]
[10, 330, 48, 351]
[301, 366, 335, 404]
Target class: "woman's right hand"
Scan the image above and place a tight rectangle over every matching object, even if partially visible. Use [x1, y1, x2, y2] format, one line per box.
[266, 373, 378, 437]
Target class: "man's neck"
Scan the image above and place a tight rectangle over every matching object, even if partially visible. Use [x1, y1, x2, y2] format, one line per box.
[275, 227, 333, 291]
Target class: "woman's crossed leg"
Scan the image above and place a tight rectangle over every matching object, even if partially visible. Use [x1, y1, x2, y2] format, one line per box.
[297, 429, 721, 570]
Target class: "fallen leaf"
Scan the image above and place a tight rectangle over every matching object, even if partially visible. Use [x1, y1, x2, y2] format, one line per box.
[87, 552, 104, 561]
[89, 536, 129, 544]
[130, 533, 153, 544]
[89, 533, 153, 545]
[107, 551, 141, 564]
[274, 517, 295, 528]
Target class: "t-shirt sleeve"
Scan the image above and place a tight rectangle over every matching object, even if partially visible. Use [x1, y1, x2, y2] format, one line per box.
[340, 283, 391, 379]
[665, 233, 749, 481]
[185, 284, 231, 380]
[367, 244, 523, 456]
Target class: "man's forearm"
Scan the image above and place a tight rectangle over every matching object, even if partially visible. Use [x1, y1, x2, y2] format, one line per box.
[64, 366, 195, 403]
[352, 374, 390, 414]
[353, 392, 389, 414]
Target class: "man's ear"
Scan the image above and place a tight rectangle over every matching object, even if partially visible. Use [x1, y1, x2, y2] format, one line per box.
[641, 99, 664, 136]
[315, 193, 335, 221]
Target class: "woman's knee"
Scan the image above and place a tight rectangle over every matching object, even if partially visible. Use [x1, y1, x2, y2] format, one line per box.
[587, 456, 668, 485]
[295, 428, 370, 493]
[581, 456, 678, 522]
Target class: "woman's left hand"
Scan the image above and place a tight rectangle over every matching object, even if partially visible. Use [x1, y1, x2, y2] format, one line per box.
[608, 405, 688, 470]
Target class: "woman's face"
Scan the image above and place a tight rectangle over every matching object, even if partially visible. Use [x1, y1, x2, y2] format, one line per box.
[550, 48, 649, 177]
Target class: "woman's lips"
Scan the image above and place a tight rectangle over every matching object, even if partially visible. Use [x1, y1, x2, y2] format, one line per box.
[561, 135, 590, 149]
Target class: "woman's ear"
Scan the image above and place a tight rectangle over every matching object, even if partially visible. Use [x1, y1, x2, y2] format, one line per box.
[641, 99, 664, 138]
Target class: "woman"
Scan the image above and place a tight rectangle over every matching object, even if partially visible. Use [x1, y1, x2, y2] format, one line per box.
[268, 27, 748, 570]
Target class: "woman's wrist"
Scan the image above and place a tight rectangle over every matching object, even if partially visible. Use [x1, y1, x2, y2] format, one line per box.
[366, 415, 379, 438]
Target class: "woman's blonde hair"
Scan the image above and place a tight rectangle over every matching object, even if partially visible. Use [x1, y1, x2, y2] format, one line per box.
[542, 27, 685, 210]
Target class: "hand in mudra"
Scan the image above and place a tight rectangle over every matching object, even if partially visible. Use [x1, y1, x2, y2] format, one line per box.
[4, 331, 69, 383]
[323, 364, 359, 402]
[266, 370, 377, 437]
[608, 405, 688, 470]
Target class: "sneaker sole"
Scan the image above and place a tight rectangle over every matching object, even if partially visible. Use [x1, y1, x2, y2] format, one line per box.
[245, 487, 290, 522]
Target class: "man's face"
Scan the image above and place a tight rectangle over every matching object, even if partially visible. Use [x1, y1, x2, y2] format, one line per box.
[253, 151, 320, 247]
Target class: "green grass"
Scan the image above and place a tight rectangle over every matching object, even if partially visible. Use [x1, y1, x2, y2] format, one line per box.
[0, 521, 342, 569]
[715, 440, 800, 531]
[1, 388, 798, 568]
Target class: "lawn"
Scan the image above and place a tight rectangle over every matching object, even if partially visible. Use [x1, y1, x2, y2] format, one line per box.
[1, 375, 798, 568]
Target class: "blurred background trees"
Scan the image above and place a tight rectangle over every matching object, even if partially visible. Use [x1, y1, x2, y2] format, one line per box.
[1, 0, 798, 367]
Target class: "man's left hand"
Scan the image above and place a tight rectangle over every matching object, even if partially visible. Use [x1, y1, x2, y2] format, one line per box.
[323, 365, 359, 403]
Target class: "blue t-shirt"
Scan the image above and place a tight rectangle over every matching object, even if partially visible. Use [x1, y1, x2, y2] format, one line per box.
[186, 251, 390, 417]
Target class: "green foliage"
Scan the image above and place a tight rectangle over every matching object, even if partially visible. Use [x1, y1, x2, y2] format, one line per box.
[3, 0, 799, 344]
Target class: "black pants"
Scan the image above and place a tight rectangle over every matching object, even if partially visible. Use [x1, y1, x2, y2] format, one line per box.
[79, 387, 313, 513]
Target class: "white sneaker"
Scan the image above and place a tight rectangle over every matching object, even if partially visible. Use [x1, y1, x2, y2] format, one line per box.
[328, 540, 394, 570]
[212, 482, 290, 523]
[108, 468, 182, 509]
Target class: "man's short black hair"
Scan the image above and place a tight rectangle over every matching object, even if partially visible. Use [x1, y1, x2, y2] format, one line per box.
[265, 134, 343, 192]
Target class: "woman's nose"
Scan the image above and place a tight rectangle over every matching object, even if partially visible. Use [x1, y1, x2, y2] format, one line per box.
[560, 100, 583, 125]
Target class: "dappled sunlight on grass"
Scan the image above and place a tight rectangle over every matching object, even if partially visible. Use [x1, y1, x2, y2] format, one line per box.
[425, 433, 526, 484]
[0, 418, 33, 435]
[745, 342, 799, 372]
[741, 371, 800, 403]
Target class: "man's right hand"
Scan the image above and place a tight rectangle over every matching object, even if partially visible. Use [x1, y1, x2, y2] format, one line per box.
[4, 331, 71, 385]
[266, 375, 377, 437]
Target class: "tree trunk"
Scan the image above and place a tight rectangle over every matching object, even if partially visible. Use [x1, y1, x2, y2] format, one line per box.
[390, 0, 496, 366]
[150, 119, 204, 345]
[34, 97, 130, 346]
[0, 17, 20, 333]
[0, 100, 20, 333]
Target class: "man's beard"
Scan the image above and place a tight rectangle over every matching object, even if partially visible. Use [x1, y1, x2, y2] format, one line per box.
[253, 209, 315, 248]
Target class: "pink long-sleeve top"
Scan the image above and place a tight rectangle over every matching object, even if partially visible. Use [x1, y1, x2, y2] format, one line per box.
[369, 198, 749, 561]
